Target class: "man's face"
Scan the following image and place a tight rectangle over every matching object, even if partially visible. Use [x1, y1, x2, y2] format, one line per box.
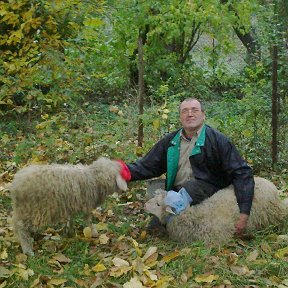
[179, 99, 205, 132]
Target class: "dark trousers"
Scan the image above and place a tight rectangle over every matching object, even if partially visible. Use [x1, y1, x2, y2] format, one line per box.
[182, 179, 219, 205]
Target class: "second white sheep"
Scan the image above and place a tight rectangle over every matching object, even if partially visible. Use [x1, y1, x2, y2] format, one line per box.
[144, 177, 288, 245]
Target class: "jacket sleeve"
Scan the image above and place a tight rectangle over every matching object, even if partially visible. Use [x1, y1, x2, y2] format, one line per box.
[218, 135, 255, 215]
[126, 136, 169, 181]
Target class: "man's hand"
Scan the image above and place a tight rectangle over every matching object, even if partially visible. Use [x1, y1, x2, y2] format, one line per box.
[235, 213, 249, 236]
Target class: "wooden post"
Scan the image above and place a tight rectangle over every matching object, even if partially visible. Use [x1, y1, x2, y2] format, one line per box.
[271, 45, 278, 166]
[137, 33, 144, 147]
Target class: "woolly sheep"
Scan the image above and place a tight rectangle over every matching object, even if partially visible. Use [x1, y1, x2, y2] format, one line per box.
[144, 177, 288, 245]
[10, 157, 128, 256]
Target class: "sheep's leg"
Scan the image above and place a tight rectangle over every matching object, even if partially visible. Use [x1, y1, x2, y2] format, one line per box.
[12, 216, 34, 256]
[64, 218, 75, 237]
[87, 214, 98, 238]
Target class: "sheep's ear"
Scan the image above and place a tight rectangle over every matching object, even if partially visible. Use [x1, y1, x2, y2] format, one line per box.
[116, 175, 128, 191]
[165, 206, 176, 215]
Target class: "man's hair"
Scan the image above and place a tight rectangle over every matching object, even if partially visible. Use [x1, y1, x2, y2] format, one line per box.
[179, 98, 205, 112]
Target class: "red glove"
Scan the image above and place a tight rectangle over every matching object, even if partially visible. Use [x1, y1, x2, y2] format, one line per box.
[116, 160, 132, 181]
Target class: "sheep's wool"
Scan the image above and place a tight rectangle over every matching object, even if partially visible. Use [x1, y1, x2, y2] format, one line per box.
[10, 157, 127, 256]
[145, 177, 288, 245]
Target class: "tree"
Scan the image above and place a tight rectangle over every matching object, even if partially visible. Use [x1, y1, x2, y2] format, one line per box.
[0, 0, 104, 115]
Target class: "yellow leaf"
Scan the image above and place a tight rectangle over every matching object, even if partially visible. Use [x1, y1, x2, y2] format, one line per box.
[195, 274, 219, 283]
[1, 249, 8, 259]
[118, 110, 124, 116]
[41, 113, 49, 120]
[252, 259, 268, 265]
[6, 99, 13, 105]
[123, 277, 144, 288]
[230, 265, 250, 276]
[140, 230, 147, 239]
[83, 227, 92, 239]
[107, 209, 114, 216]
[143, 247, 158, 266]
[96, 222, 108, 231]
[92, 263, 106, 272]
[260, 241, 272, 254]
[47, 278, 67, 286]
[15, 253, 27, 264]
[17, 267, 34, 281]
[52, 253, 71, 263]
[109, 105, 119, 113]
[242, 129, 252, 137]
[274, 247, 288, 259]
[154, 275, 173, 288]
[112, 257, 130, 267]
[246, 249, 259, 262]
[109, 266, 132, 277]
[162, 251, 180, 263]
[135, 146, 143, 156]
[226, 252, 238, 265]
[180, 247, 191, 255]
[131, 238, 142, 256]
[144, 270, 158, 281]
[180, 273, 188, 283]
[131, 257, 145, 274]
[99, 233, 109, 244]
[0, 267, 10, 278]
[152, 119, 160, 130]
[143, 247, 157, 261]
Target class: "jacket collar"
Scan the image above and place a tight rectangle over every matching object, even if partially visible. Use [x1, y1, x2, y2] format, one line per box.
[166, 125, 206, 190]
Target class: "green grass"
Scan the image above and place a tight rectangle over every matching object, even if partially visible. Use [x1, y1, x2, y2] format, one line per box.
[1, 186, 287, 287]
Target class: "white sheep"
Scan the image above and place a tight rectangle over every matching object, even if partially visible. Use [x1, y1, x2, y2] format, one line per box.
[144, 177, 288, 245]
[10, 157, 127, 256]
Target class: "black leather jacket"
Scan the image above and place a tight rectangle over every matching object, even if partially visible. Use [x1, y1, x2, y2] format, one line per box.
[127, 125, 254, 215]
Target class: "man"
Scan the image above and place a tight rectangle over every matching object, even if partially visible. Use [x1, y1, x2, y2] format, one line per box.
[126, 98, 255, 236]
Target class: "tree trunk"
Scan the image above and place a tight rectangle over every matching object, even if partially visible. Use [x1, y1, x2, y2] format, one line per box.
[271, 45, 278, 166]
[233, 27, 261, 64]
[220, 0, 261, 64]
[137, 33, 145, 147]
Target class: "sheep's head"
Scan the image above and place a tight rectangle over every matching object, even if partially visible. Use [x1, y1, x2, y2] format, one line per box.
[91, 157, 128, 192]
[144, 189, 176, 224]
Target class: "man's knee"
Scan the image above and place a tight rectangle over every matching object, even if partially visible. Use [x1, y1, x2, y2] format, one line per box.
[183, 179, 218, 205]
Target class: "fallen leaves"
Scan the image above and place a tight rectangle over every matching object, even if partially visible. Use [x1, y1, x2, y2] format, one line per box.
[275, 246, 288, 259]
[0, 267, 10, 279]
[246, 249, 259, 262]
[92, 263, 107, 272]
[31, 275, 68, 287]
[195, 273, 219, 283]
[0, 171, 288, 288]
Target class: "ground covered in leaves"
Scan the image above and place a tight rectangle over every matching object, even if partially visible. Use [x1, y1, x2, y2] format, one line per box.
[1, 171, 288, 288]
[0, 105, 288, 287]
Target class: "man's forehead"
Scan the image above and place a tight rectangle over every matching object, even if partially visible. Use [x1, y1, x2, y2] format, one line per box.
[180, 100, 200, 109]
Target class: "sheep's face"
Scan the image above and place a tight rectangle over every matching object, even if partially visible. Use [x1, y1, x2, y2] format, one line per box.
[91, 157, 128, 192]
[144, 189, 167, 223]
[115, 173, 127, 191]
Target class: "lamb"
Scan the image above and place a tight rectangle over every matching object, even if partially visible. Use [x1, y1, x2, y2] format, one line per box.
[10, 157, 128, 256]
[144, 177, 288, 245]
